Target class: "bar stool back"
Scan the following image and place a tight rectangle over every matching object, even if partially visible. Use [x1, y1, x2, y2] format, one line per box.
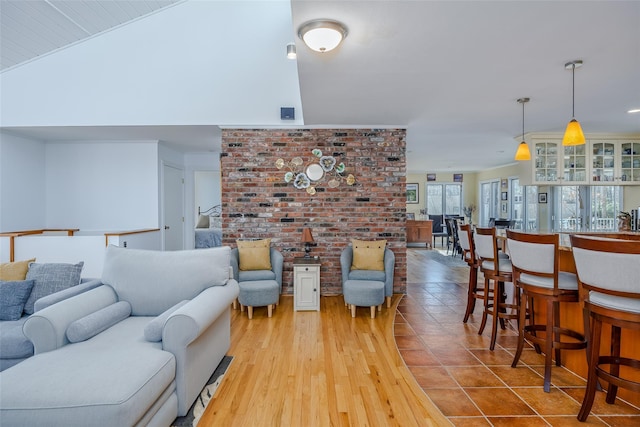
[458, 224, 483, 323]
[506, 230, 587, 392]
[474, 227, 517, 350]
[570, 235, 640, 421]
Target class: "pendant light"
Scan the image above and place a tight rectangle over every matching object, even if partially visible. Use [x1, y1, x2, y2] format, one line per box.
[514, 98, 531, 161]
[562, 60, 585, 146]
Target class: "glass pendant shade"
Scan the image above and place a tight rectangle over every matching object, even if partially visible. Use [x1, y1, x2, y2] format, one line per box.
[514, 141, 531, 161]
[562, 118, 586, 146]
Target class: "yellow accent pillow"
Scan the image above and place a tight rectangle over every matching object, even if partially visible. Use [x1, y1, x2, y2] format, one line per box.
[351, 239, 386, 271]
[0, 258, 36, 281]
[237, 239, 272, 271]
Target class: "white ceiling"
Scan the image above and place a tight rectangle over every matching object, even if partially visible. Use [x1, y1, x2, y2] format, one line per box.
[1, 0, 639, 173]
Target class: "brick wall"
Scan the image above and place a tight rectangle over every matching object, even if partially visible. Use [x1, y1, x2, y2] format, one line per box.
[221, 129, 407, 295]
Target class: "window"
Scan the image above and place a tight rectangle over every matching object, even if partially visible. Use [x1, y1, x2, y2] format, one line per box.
[426, 183, 463, 216]
[479, 180, 500, 226]
[550, 186, 622, 231]
[510, 178, 538, 230]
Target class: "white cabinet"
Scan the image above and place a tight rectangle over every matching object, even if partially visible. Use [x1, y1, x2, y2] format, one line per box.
[520, 134, 640, 186]
[590, 139, 640, 184]
[293, 258, 320, 311]
[529, 137, 588, 184]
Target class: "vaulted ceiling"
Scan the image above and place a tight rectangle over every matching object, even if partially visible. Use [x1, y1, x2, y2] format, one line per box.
[1, 0, 639, 173]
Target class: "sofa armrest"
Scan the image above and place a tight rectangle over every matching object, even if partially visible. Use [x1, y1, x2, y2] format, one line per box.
[162, 279, 239, 415]
[23, 284, 118, 354]
[34, 279, 103, 312]
[163, 279, 239, 348]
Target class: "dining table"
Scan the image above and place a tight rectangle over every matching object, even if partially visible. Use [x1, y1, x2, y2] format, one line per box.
[497, 230, 640, 406]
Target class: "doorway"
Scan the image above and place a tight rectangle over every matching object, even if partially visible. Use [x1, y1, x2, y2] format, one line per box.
[163, 164, 184, 250]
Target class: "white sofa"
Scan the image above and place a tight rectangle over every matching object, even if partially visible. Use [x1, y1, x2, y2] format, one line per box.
[0, 245, 239, 426]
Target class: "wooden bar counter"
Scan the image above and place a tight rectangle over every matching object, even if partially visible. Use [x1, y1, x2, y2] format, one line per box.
[507, 230, 640, 406]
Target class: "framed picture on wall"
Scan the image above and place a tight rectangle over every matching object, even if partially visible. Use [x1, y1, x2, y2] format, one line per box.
[406, 183, 419, 204]
[407, 213, 415, 220]
[501, 178, 508, 190]
[501, 191, 508, 201]
[538, 192, 548, 203]
[501, 201, 508, 213]
[426, 173, 437, 182]
[453, 173, 463, 182]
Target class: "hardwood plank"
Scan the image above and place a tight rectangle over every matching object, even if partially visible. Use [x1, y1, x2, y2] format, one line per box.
[199, 295, 451, 426]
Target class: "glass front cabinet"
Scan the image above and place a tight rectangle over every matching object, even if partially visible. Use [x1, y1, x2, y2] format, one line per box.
[521, 134, 640, 186]
[530, 137, 588, 185]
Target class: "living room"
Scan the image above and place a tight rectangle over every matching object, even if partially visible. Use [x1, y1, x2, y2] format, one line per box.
[1, 1, 639, 426]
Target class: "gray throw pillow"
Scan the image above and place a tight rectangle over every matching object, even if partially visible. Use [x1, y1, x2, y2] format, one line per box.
[0, 280, 35, 321]
[24, 262, 84, 315]
[144, 299, 189, 342]
[66, 301, 131, 343]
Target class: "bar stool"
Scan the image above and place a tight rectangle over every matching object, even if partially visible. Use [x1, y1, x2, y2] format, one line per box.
[474, 227, 518, 350]
[458, 223, 483, 323]
[507, 230, 587, 392]
[571, 235, 640, 421]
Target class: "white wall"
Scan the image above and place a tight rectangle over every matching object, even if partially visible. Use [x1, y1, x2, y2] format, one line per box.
[0, 1, 302, 128]
[45, 141, 159, 231]
[0, 132, 46, 231]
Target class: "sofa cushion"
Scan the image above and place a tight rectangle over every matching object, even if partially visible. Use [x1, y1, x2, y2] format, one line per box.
[144, 300, 189, 342]
[238, 269, 276, 282]
[0, 280, 35, 321]
[101, 245, 230, 316]
[351, 239, 386, 271]
[23, 262, 84, 315]
[66, 301, 132, 343]
[0, 317, 176, 426]
[0, 316, 33, 360]
[0, 258, 35, 281]
[237, 239, 272, 271]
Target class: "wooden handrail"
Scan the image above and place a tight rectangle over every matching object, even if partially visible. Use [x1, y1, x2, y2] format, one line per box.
[0, 229, 79, 262]
[104, 228, 160, 246]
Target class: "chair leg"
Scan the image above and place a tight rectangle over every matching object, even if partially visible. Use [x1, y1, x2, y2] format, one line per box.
[350, 304, 356, 317]
[267, 304, 273, 318]
[606, 325, 622, 404]
[553, 300, 562, 367]
[543, 299, 554, 392]
[378, 304, 382, 312]
[247, 306, 254, 320]
[490, 280, 501, 351]
[463, 266, 477, 323]
[232, 298, 238, 310]
[240, 304, 245, 312]
[478, 276, 490, 335]
[578, 315, 602, 421]
[512, 290, 528, 368]
[370, 306, 376, 318]
[386, 296, 391, 308]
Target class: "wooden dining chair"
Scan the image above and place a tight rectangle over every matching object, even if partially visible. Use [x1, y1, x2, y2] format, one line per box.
[458, 223, 484, 323]
[473, 227, 518, 350]
[506, 230, 587, 392]
[570, 235, 640, 421]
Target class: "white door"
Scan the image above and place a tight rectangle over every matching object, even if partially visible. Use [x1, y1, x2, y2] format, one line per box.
[163, 164, 184, 250]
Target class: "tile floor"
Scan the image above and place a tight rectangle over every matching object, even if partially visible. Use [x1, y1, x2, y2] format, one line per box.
[396, 248, 640, 426]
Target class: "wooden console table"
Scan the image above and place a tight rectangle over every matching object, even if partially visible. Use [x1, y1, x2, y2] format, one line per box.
[406, 220, 433, 248]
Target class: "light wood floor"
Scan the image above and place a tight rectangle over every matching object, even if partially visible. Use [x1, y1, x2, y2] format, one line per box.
[200, 294, 450, 426]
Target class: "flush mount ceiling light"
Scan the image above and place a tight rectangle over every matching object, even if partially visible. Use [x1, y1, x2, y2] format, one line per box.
[562, 60, 586, 146]
[298, 19, 348, 53]
[515, 98, 531, 161]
